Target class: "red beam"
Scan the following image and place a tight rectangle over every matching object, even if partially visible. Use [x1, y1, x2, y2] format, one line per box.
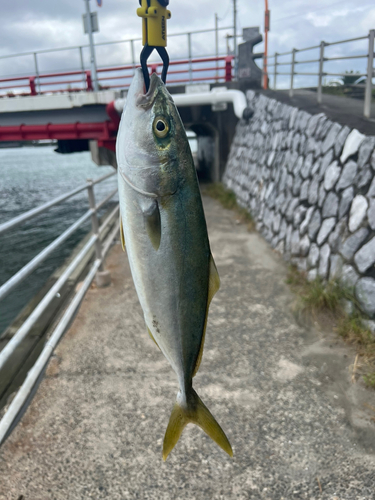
[0, 121, 118, 141]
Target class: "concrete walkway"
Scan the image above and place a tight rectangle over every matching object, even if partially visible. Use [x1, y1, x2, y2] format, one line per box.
[1, 196, 375, 499]
[260, 89, 375, 137]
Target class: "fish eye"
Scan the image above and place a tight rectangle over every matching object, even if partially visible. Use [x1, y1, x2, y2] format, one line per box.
[153, 117, 170, 138]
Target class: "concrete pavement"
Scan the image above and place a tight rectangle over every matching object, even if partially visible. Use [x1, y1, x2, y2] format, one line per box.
[1, 196, 375, 499]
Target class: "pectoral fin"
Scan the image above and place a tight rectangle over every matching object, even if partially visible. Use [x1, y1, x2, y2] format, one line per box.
[193, 254, 220, 377]
[119, 215, 126, 251]
[143, 200, 161, 251]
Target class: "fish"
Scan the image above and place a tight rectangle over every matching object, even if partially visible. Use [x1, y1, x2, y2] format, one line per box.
[116, 68, 232, 461]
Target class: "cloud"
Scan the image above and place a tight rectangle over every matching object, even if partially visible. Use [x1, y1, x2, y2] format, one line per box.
[306, 5, 370, 28]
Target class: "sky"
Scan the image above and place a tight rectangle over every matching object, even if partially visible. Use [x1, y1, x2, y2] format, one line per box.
[0, 0, 374, 89]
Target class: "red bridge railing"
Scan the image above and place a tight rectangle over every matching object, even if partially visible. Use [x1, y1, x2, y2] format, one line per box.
[0, 56, 234, 98]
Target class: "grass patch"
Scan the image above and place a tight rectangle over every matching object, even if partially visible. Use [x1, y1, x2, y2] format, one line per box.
[287, 265, 375, 388]
[287, 265, 348, 314]
[203, 183, 254, 231]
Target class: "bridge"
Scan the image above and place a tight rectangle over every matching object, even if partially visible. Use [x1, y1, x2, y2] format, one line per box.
[0, 26, 374, 182]
[0, 25, 255, 182]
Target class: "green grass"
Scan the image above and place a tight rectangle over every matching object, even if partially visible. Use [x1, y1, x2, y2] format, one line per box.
[203, 183, 254, 231]
[287, 265, 375, 388]
[287, 265, 348, 314]
[363, 373, 375, 389]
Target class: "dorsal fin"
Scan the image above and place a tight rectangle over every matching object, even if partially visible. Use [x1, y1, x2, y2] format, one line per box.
[193, 254, 220, 377]
[119, 214, 126, 251]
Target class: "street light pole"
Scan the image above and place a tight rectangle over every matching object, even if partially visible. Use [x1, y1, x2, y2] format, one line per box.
[233, 0, 237, 78]
[84, 0, 99, 91]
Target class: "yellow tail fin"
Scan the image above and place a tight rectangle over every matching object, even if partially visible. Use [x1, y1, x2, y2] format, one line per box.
[162, 389, 233, 461]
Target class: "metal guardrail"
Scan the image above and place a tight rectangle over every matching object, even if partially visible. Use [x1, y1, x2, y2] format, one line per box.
[0, 26, 236, 96]
[0, 170, 119, 446]
[0, 55, 234, 97]
[263, 29, 375, 119]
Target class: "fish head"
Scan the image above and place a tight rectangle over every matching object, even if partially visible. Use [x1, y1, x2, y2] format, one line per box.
[116, 69, 190, 198]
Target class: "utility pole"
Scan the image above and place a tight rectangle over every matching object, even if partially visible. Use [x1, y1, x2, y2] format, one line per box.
[84, 0, 99, 91]
[263, 0, 270, 89]
[233, 0, 237, 78]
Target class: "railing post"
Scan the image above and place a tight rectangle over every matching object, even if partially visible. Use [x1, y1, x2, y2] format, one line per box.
[151, 64, 158, 75]
[289, 49, 296, 97]
[317, 41, 325, 104]
[188, 33, 192, 83]
[87, 180, 111, 287]
[79, 47, 86, 90]
[364, 29, 375, 119]
[225, 56, 233, 82]
[29, 77, 37, 96]
[130, 39, 136, 75]
[215, 13, 219, 79]
[86, 71, 93, 91]
[33, 52, 40, 95]
[274, 52, 278, 90]
[87, 180, 103, 265]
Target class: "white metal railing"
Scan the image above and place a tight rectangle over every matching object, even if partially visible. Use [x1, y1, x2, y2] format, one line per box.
[0, 170, 119, 446]
[0, 25, 236, 95]
[263, 29, 375, 119]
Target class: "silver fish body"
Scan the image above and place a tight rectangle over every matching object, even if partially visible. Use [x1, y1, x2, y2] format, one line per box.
[116, 69, 232, 460]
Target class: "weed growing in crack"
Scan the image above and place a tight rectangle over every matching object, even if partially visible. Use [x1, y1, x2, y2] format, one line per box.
[286, 264, 375, 389]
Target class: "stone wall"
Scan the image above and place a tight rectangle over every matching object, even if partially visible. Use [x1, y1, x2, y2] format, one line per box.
[223, 90, 375, 320]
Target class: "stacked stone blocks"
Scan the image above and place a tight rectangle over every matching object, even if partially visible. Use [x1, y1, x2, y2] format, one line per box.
[223, 90, 375, 319]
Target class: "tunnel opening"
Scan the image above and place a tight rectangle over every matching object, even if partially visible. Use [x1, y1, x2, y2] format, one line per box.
[187, 123, 219, 183]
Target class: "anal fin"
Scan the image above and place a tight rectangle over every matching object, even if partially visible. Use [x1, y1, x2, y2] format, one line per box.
[119, 214, 126, 251]
[147, 326, 161, 351]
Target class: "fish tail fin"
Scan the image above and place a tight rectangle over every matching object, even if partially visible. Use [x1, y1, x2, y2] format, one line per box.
[162, 388, 233, 461]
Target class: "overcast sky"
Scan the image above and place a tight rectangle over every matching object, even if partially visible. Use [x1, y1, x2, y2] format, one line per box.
[0, 0, 374, 87]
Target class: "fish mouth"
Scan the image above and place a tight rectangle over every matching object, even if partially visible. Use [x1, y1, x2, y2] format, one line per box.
[132, 70, 163, 110]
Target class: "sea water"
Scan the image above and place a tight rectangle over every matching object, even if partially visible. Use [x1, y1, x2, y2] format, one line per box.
[0, 146, 118, 336]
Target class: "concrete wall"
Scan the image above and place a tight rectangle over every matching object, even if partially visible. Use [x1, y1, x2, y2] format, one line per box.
[223, 90, 375, 320]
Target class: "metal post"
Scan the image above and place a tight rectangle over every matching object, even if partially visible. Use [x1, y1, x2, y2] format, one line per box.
[87, 181, 103, 270]
[33, 53, 40, 95]
[130, 39, 136, 75]
[84, 0, 99, 92]
[188, 33, 192, 83]
[289, 48, 295, 97]
[317, 41, 325, 104]
[364, 29, 375, 119]
[79, 47, 86, 89]
[274, 52, 278, 89]
[233, 0, 237, 79]
[215, 13, 219, 79]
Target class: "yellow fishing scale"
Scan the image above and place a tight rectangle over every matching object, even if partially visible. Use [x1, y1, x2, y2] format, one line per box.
[137, 0, 171, 90]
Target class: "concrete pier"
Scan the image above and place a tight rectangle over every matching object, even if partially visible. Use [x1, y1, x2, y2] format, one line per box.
[0, 196, 375, 499]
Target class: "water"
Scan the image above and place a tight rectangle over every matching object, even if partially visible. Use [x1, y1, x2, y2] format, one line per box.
[0, 146, 118, 336]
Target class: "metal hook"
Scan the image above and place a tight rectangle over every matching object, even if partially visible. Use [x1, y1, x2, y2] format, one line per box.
[140, 44, 169, 92]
